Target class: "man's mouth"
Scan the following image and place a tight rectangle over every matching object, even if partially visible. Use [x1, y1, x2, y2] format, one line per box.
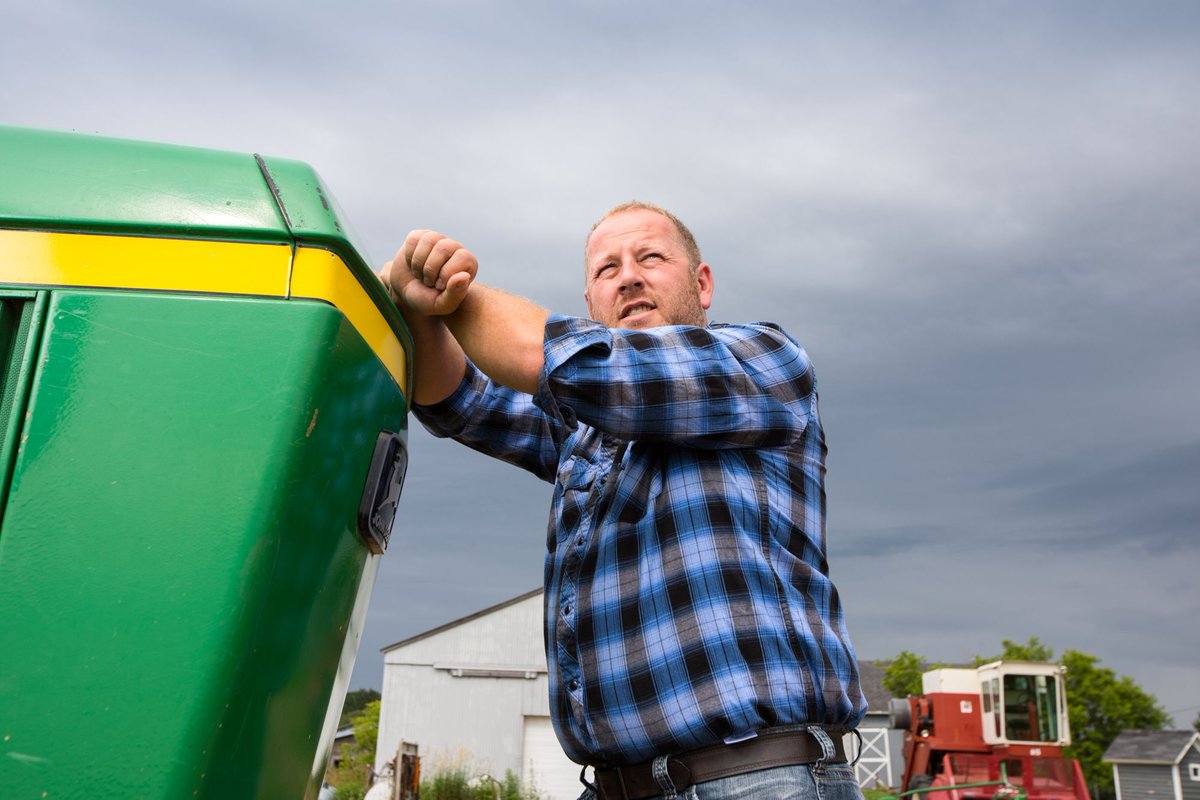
[620, 302, 656, 320]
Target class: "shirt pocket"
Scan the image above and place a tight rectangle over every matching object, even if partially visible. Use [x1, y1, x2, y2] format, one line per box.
[557, 455, 595, 491]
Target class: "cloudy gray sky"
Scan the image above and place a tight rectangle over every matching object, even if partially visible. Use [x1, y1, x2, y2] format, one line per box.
[6, 1, 1197, 726]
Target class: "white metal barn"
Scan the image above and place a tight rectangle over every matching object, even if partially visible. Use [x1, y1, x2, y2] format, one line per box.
[375, 589, 583, 800]
[375, 589, 904, 799]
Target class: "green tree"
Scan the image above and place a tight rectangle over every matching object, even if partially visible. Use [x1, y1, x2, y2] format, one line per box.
[1060, 649, 1169, 800]
[1192, 711, 1200, 733]
[347, 699, 380, 759]
[880, 651, 927, 697]
[340, 688, 382, 727]
[996, 636, 1055, 662]
[327, 699, 381, 800]
[971, 636, 1056, 665]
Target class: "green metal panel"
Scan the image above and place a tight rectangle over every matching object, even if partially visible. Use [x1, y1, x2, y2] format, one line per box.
[0, 290, 408, 799]
[254, 155, 352, 245]
[0, 126, 413, 375]
[0, 291, 45, 512]
[0, 127, 290, 243]
[256, 155, 414, 364]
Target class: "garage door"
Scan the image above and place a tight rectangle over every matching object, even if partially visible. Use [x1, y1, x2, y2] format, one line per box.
[522, 715, 582, 800]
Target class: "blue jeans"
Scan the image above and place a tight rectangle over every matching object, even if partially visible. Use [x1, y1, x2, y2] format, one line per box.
[578, 728, 865, 800]
[688, 761, 863, 800]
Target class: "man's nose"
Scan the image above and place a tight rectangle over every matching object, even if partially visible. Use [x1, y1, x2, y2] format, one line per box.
[616, 258, 643, 291]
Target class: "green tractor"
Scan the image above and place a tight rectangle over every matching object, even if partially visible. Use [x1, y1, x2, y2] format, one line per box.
[0, 127, 412, 799]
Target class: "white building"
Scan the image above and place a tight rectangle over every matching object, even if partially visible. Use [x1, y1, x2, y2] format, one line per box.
[376, 589, 902, 800]
[1105, 730, 1200, 800]
[375, 589, 582, 800]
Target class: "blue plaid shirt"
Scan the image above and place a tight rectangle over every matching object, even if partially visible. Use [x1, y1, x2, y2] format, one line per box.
[414, 314, 866, 766]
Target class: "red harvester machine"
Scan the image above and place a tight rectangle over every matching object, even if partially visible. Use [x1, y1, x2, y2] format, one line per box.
[890, 661, 1090, 800]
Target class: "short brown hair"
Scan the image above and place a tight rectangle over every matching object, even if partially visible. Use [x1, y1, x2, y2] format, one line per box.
[585, 201, 702, 273]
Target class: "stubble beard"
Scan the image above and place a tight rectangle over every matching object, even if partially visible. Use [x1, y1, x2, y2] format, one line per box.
[608, 283, 707, 329]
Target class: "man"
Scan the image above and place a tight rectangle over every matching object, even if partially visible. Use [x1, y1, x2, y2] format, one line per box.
[381, 203, 866, 800]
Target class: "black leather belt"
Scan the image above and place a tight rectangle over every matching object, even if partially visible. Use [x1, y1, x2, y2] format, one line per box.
[591, 727, 848, 800]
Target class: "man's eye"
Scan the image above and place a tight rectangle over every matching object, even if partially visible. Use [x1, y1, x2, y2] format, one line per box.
[597, 263, 616, 276]
[643, 252, 663, 261]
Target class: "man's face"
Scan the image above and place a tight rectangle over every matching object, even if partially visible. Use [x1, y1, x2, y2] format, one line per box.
[584, 209, 713, 329]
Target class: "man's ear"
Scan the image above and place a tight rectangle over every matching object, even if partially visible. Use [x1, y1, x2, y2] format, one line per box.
[696, 262, 714, 310]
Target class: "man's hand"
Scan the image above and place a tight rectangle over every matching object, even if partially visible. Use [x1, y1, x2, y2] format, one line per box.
[380, 228, 547, 395]
[382, 229, 478, 316]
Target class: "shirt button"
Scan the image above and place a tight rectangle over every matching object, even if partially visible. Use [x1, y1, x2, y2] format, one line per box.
[568, 680, 580, 692]
[575, 535, 584, 546]
[563, 604, 572, 616]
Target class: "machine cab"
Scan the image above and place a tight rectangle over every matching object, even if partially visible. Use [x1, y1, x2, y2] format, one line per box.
[977, 661, 1072, 747]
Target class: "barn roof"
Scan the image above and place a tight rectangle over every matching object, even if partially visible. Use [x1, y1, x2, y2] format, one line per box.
[858, 660, 896, 713]
[1104, 730, 1200, 764]
[380, 588, 542, 652]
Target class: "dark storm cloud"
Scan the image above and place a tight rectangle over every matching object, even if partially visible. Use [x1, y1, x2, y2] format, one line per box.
[830, 524, 955, 559]
[6, 0, 1197, 723]
[1002, 443, 1200, 554]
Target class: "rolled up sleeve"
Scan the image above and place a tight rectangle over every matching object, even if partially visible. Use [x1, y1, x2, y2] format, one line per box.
[415, 359, 563, 482]
[534, 314, 814, 449]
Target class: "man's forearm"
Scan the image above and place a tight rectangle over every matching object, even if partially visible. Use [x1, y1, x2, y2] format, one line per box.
[381, 230, 548, 398]
[400, 309, 468, 406]
[443, 284, 549, 396]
